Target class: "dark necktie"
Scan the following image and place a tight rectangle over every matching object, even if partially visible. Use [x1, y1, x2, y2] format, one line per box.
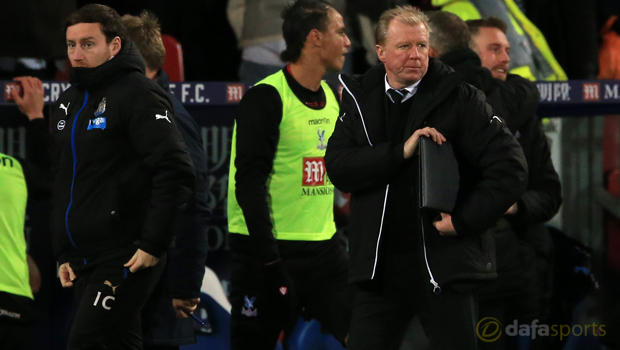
[387, 88, 409, 103]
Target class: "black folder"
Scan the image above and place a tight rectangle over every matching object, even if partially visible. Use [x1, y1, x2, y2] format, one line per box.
[419, 137, 460, 213]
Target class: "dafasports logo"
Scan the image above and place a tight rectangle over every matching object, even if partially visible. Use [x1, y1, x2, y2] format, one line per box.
[477, 318, 606, 343]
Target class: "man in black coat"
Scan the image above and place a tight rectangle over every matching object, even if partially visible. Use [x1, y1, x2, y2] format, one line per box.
[324, 6, 528, 350]
[427, 13, 562, 348]
[51, 5, 195, 350]
[122, 11, 211, 350]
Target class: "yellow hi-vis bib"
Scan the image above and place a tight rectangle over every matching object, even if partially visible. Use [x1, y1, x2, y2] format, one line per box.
[0, 153, 33, 300]
[227, 71, 338, 241]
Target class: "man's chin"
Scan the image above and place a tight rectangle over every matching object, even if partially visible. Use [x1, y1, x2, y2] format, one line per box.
[403, 73, 423, 84]
[493, 73, 507, 81]
[327, 63, 345, 72]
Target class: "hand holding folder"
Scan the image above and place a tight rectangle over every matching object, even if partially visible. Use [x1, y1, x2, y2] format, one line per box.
[419, 136, 460, 214]
[418, 136, 459, 235]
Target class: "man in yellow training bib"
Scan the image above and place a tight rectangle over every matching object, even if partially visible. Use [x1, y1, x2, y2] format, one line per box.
[227, 0, 352, 348]
[1, 76, 51, 350]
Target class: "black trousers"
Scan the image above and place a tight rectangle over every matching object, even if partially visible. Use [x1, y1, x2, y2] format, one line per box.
[229, 235, 353, 350]
[348, 251, 479, 350]
[0, 320, 32, 350]
[67, 255, 166, 350]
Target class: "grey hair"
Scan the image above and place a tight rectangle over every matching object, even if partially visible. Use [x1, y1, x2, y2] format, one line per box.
[426, 11, 471, 56]
[375, 6, 431, 46]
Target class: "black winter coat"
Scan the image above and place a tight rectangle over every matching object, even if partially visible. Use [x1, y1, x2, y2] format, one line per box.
[155, 70, 210, 299]
[442, 49, 562, 309]
[141, 70, 211, 347]
[325, 58, 528, 289]
[51, 40, 195, 270]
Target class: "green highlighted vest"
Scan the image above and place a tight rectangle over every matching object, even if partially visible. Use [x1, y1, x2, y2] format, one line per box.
[228, 71, 338, 241]
[433, 0, 567, 81]
[0, 153, 32, 300]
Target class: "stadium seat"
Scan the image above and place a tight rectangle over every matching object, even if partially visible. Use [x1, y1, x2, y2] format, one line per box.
[162, 34, 185, 82]
[286, 318, 345, 350]
[55, 59, 71, 81]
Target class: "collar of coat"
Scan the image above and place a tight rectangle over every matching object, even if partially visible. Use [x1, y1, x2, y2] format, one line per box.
[339, 57, 465, 139]
[343, 58, 463, 111]
[69, 38, 146, 92]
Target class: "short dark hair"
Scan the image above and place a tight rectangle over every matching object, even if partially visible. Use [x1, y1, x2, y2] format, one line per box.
[280, 0, 333, 63]
[466, 17, 508, 37]
[65, 4, 125, 43]
[426, 11, 470, 56]
[122, 11, 166, 71]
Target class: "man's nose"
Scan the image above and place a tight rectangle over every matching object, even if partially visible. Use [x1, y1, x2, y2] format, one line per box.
[70, 48, 84, 61]
[344, 34, 352, 49]
[500, 49, 510, 64]
[409, 47, 421, 59]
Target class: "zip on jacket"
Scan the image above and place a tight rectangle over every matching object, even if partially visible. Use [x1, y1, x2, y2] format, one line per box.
[338, 75, 440, 291]
[65, 91, 89, 265]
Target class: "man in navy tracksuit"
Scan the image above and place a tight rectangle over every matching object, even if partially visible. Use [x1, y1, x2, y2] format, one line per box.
[50, 5, 195, 349]
[122, 11, 211, 350]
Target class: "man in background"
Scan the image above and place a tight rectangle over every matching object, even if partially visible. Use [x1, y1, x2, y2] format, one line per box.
[467, 16, 562, 349]
[427, 12, 562, 349]
[122, 11, 211, 350]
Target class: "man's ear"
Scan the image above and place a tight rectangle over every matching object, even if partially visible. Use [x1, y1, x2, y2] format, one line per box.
[110, 36, 122, 56]
[375, 44, 386, 63]
[307, 28, 323, 47]
[429, 47, 439, 58]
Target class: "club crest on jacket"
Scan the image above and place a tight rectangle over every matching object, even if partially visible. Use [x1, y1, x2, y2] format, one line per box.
[94, 98, 106, 116]
[241, 295, 257, 317]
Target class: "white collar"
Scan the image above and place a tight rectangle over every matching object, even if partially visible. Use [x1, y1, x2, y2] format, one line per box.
[384, 74, 422, 103]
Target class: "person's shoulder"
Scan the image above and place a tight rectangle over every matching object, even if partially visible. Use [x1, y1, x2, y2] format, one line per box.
[113, 72, 169, 101]
[0, 152, 18, 162]
[167, 91, 193, 123]
[443, 54, 496, 95]
[442, 78, 487, 109]
[505, 74, 539, 97]
[337, 65, 384, 102]
[358, 64, 385, 90]
[423, 60, 474, 99]
[427, 57, 454, 76]
[459, 81, 487, 102]
[241, 83, 281, 104]
[0, 153, 23, 172]
[506, 74, 538, 93]
[116, 71, 159, 90]
[54, 85, 81, 110]
[421, 58, 461, 91]
[58, 85, 80, 98]
[505, 73, 535, 86]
